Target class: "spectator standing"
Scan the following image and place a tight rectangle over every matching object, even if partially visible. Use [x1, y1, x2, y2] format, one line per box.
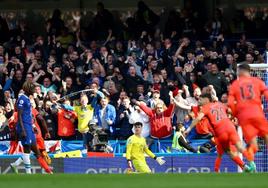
[202, 63, 228, 98]
[94, 97, 116, 138]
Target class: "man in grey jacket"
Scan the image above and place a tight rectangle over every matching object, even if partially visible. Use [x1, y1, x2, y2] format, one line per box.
[202, 63, 228, 98]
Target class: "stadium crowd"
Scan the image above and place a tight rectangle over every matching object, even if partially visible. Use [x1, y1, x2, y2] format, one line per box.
[0, 1, 268, 153]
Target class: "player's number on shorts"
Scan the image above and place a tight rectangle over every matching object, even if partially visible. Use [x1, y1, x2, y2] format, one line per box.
[211, 107, 227, 122]
[240, 84, 254, 100]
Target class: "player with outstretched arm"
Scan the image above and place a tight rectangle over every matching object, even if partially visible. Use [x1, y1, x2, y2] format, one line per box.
[184, 93, 254, 172]
[126, 122, 165, 173]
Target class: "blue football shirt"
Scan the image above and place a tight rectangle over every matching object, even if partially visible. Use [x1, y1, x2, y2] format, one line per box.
[16, 94, 33, 132]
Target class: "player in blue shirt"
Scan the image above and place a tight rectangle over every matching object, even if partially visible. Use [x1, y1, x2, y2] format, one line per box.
[17, 92, 35, 146]
[13, 81, 52, 174]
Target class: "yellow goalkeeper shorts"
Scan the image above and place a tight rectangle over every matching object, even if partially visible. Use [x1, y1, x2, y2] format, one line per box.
[132, 160, 151, 173]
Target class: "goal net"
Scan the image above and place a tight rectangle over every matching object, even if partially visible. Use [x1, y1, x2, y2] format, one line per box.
[238, 63, 268, 172]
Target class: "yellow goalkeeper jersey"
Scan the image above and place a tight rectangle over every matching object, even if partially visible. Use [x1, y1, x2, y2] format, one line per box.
[126, 135, 155, 161]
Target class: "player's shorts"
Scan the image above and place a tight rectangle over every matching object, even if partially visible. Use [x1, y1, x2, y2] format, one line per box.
[36, 137, 45, 150]
[132, 159, 151, 173]
[239, 117, 268, 143]
[18, 129, 36, 146]
[215, 128, 240, 155]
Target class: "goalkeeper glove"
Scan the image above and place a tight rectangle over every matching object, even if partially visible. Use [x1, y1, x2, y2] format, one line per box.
[155, 156, 166, 165]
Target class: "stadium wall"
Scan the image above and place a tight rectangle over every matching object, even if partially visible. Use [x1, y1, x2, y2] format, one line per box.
[0, 155, 237, 174]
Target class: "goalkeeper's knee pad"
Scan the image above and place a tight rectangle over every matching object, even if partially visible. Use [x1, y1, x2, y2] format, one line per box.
[42, 151, 51, 165]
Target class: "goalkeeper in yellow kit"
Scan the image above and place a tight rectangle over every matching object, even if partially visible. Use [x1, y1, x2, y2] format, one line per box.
[126, 122, 166, 173]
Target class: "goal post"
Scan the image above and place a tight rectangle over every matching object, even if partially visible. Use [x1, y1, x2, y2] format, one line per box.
[237, 63, 268, 172]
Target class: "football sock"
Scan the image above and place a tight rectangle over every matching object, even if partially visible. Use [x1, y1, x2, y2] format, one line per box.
[232, 156, 245, 169]
[242, 150, 254, 162]
[22, 153, 31, 174]
[37, 156, 52, 173]
[247, 144, 258, 161]
[12, 157, 23, 166]
[214, 157, 222, 172]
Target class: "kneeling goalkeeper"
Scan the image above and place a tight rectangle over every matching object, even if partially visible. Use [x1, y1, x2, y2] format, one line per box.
[126, 122, 165, 173]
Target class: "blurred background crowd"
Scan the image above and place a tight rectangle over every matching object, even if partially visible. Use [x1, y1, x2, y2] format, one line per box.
[0, 0, 268, 153]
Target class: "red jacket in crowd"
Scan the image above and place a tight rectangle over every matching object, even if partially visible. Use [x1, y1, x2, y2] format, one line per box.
[139, 103, 175, 139]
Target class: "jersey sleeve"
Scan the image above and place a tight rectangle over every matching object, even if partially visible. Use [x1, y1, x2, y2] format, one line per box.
[200, 105, 208, 116]
[17, 96, 25, 110]
[227, 82, 237, 114]
[87, 105, 94, 111]
[228, 82, 236, 97]
[144, 145, 156, 159]
[258, 78, 268, 94]
[126, 137, 133, 160]
[74, 106, 79, 113]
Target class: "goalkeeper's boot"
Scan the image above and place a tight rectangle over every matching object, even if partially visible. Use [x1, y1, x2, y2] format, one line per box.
[243, 164, 251, 173]
[126, 168, 134, 174]
[249, 161, 257, 173]
[42, 151, 52, 165]
[10, 163, 19, 174]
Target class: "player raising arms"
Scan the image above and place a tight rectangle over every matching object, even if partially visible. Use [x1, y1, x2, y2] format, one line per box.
[184, 93, 254, 172]
[126, 122, 166, 173]
[228, 63, 268, 171]
[12, 81, 52, 174]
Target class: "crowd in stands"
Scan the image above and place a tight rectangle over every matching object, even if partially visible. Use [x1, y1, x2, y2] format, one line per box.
[0, 1, 268, 153]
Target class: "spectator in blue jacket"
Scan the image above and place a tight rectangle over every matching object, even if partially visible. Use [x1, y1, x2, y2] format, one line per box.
[94, 97, 116, 138]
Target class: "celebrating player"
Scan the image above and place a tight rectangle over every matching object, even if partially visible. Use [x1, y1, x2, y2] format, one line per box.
[12, 81, 52, 174]
[184, 93, 254, 172]
[228, 63, 268, 171]
[126, 122, 166, 173]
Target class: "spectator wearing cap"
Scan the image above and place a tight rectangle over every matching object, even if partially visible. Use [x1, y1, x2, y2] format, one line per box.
[147, 89, 164, 109]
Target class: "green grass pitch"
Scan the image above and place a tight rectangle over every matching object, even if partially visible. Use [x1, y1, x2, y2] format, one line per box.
[0, 173, 268, 188]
